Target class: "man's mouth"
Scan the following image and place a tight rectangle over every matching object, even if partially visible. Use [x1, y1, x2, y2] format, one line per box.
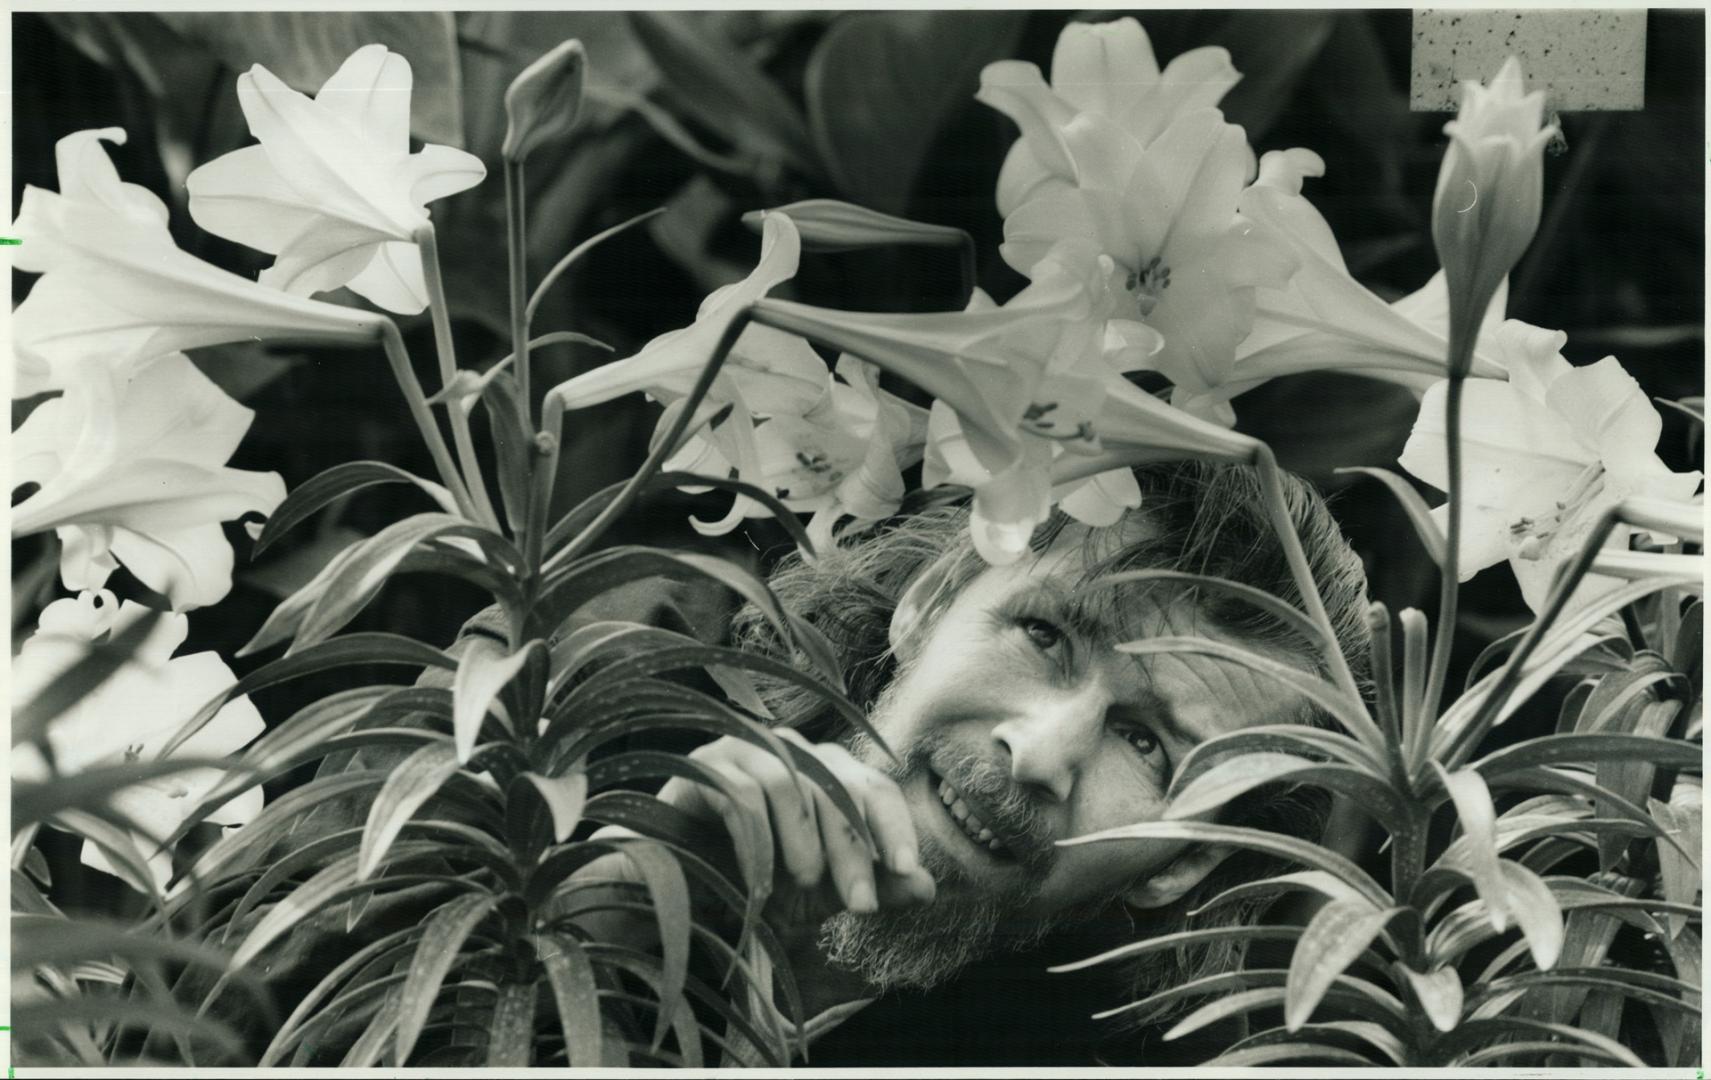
[928, 768, 1014, 860]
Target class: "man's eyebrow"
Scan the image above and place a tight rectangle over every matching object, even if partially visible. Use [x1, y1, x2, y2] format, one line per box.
[1115, 684, 1196, 746]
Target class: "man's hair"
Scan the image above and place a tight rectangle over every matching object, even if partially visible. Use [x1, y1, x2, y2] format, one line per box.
[730, 461, 1372, 1021]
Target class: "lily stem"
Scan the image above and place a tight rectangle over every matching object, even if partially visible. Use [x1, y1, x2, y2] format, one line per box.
[506, 159, 532, 425]
[416, 225, 501, 531]
[1421, 370, 1465, 724]
[1253, 445, 1363, 707]
[542, 309, 750, 575]
[379, 320, 479, 522]
[523, 396, 564, 594]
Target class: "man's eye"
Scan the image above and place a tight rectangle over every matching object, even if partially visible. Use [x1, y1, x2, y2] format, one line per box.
[1120, 727, 1162, 759]
[1019, 616, 1065, 652]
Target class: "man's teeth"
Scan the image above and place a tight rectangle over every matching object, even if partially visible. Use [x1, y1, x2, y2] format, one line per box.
[935, 777, 1008, 855]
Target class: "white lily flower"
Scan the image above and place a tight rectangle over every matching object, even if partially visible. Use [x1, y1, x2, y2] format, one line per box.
[12, 352, 286, 611]
[669, 356, 928, 548]
[12, 128, 384, 390]
[756, 250, 1252, 565]
[1432, 57, 1559, 373]
[1399, 345, 1702, 613]
[980, 24, 1299, 427]
[12, 592, 266, 893]
[187, 45, 486, 314]
[553, 212, 827, 417]
[978, 17, 1239, 217]
[1229, 148, 1509, 407]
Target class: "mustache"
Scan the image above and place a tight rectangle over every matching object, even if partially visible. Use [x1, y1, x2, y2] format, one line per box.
[900, 734, 1057, 877]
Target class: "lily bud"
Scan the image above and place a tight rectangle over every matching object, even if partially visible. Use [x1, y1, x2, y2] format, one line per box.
[503, 40, 586, 164]
[1430, 56, 1559, 377]
[741, 200, 968, 254]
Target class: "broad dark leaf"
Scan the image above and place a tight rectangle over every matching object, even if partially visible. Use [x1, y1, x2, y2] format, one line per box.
[627, 12, 818, 174]
[805, 10, 1025, 212]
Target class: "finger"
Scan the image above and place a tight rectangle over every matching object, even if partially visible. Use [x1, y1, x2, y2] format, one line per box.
[695, 759, 774, 894]
[814, 743, 919, 878]
[742, 745, 824, 889]
[875, 865, 937, 908]
[809, 779, 877, 914]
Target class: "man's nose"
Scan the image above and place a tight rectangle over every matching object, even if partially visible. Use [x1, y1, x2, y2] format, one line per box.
[990, 685, 1108, 803]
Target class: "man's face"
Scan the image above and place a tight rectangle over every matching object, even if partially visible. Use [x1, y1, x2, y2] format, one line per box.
[822, 538, 1305, 987]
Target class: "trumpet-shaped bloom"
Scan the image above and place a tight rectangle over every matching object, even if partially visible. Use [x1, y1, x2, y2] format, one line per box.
[1399, 344, 1702, 612]
[668, 356, 929, 550]
[553, 212, 827, 418]
[752, 250, 1255, 563]
[978, 17, 1239, 217]
[188, 45, 486, 314]
[1432, 57, 1559, 374]
[12, 352, 286, 611]
[12, 128, 384, 390]
[998, 108, 1298, 424]
[1229, 149, 1509, 408]
[12, 592, 265, 893]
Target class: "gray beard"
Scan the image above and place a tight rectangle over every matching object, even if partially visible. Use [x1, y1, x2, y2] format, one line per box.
[814, 682, 1116, 991]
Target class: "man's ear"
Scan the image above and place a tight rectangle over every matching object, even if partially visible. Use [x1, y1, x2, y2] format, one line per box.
[888, 554, 957, 658]
[1122, 844, 1235, 910]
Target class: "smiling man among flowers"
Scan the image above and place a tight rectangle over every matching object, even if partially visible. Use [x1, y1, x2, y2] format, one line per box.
[567, 462, 1370, 1063]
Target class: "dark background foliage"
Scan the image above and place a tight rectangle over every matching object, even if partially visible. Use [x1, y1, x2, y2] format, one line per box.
[11, 7, 1704, 980]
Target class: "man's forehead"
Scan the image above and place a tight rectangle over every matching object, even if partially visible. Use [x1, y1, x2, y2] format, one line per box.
[968, 549, 1310, 735]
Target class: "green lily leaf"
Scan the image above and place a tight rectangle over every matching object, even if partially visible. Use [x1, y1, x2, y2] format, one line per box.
[487, 982, 537, 1067]
[1165, 751, 1406, 828]
[1049, 924, 1305, 975]
[164, 633, 455, 757]
[1212, 1040, 1377, 1066]
[531, 932, 603, 1068]
[584, 748, 774, 944]
[1335, 466, 1446, 567]
[1062, 821, 1391, 908]
[1397, 962, 1463, 1032]
[452, 637, 545, 763]
[358, 741, 464, 880]
[1116, 637, 1382, 750]
[524, 771, 590, 845]
[394, 892, 504, 1063]
[1432, 1016, 1644, 1066]
[1286, 899, 1406, 1030]
[1649, 795, 1703, 937]
[1096, 967, 1405, 1029]
[1594, 699, 1681, 866]
[1191, 869, 1374, 919]
[284, 513, 522, 654]
[252, 460, 458, 557]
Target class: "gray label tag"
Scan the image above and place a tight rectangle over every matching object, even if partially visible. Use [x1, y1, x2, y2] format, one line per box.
[1412, 9, 1645, 111]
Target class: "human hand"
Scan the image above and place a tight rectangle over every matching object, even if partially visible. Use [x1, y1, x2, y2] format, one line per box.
[655, 727, 937, 941]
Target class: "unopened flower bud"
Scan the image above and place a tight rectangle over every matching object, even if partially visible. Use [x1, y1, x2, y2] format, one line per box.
[741, 200, 967, 254]
[503, 40, 586, 164]
[1430, 56, 1559, 377]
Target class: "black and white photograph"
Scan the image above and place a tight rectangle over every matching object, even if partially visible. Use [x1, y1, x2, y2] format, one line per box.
[7, 4, 1705, 1069]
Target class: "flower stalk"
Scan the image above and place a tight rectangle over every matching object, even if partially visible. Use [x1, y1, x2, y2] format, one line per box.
[506, 159, 533, 422]
[416, 224, 502, 530]
[1252, 445, 1364, 707]
[379, 319, 480, 523]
